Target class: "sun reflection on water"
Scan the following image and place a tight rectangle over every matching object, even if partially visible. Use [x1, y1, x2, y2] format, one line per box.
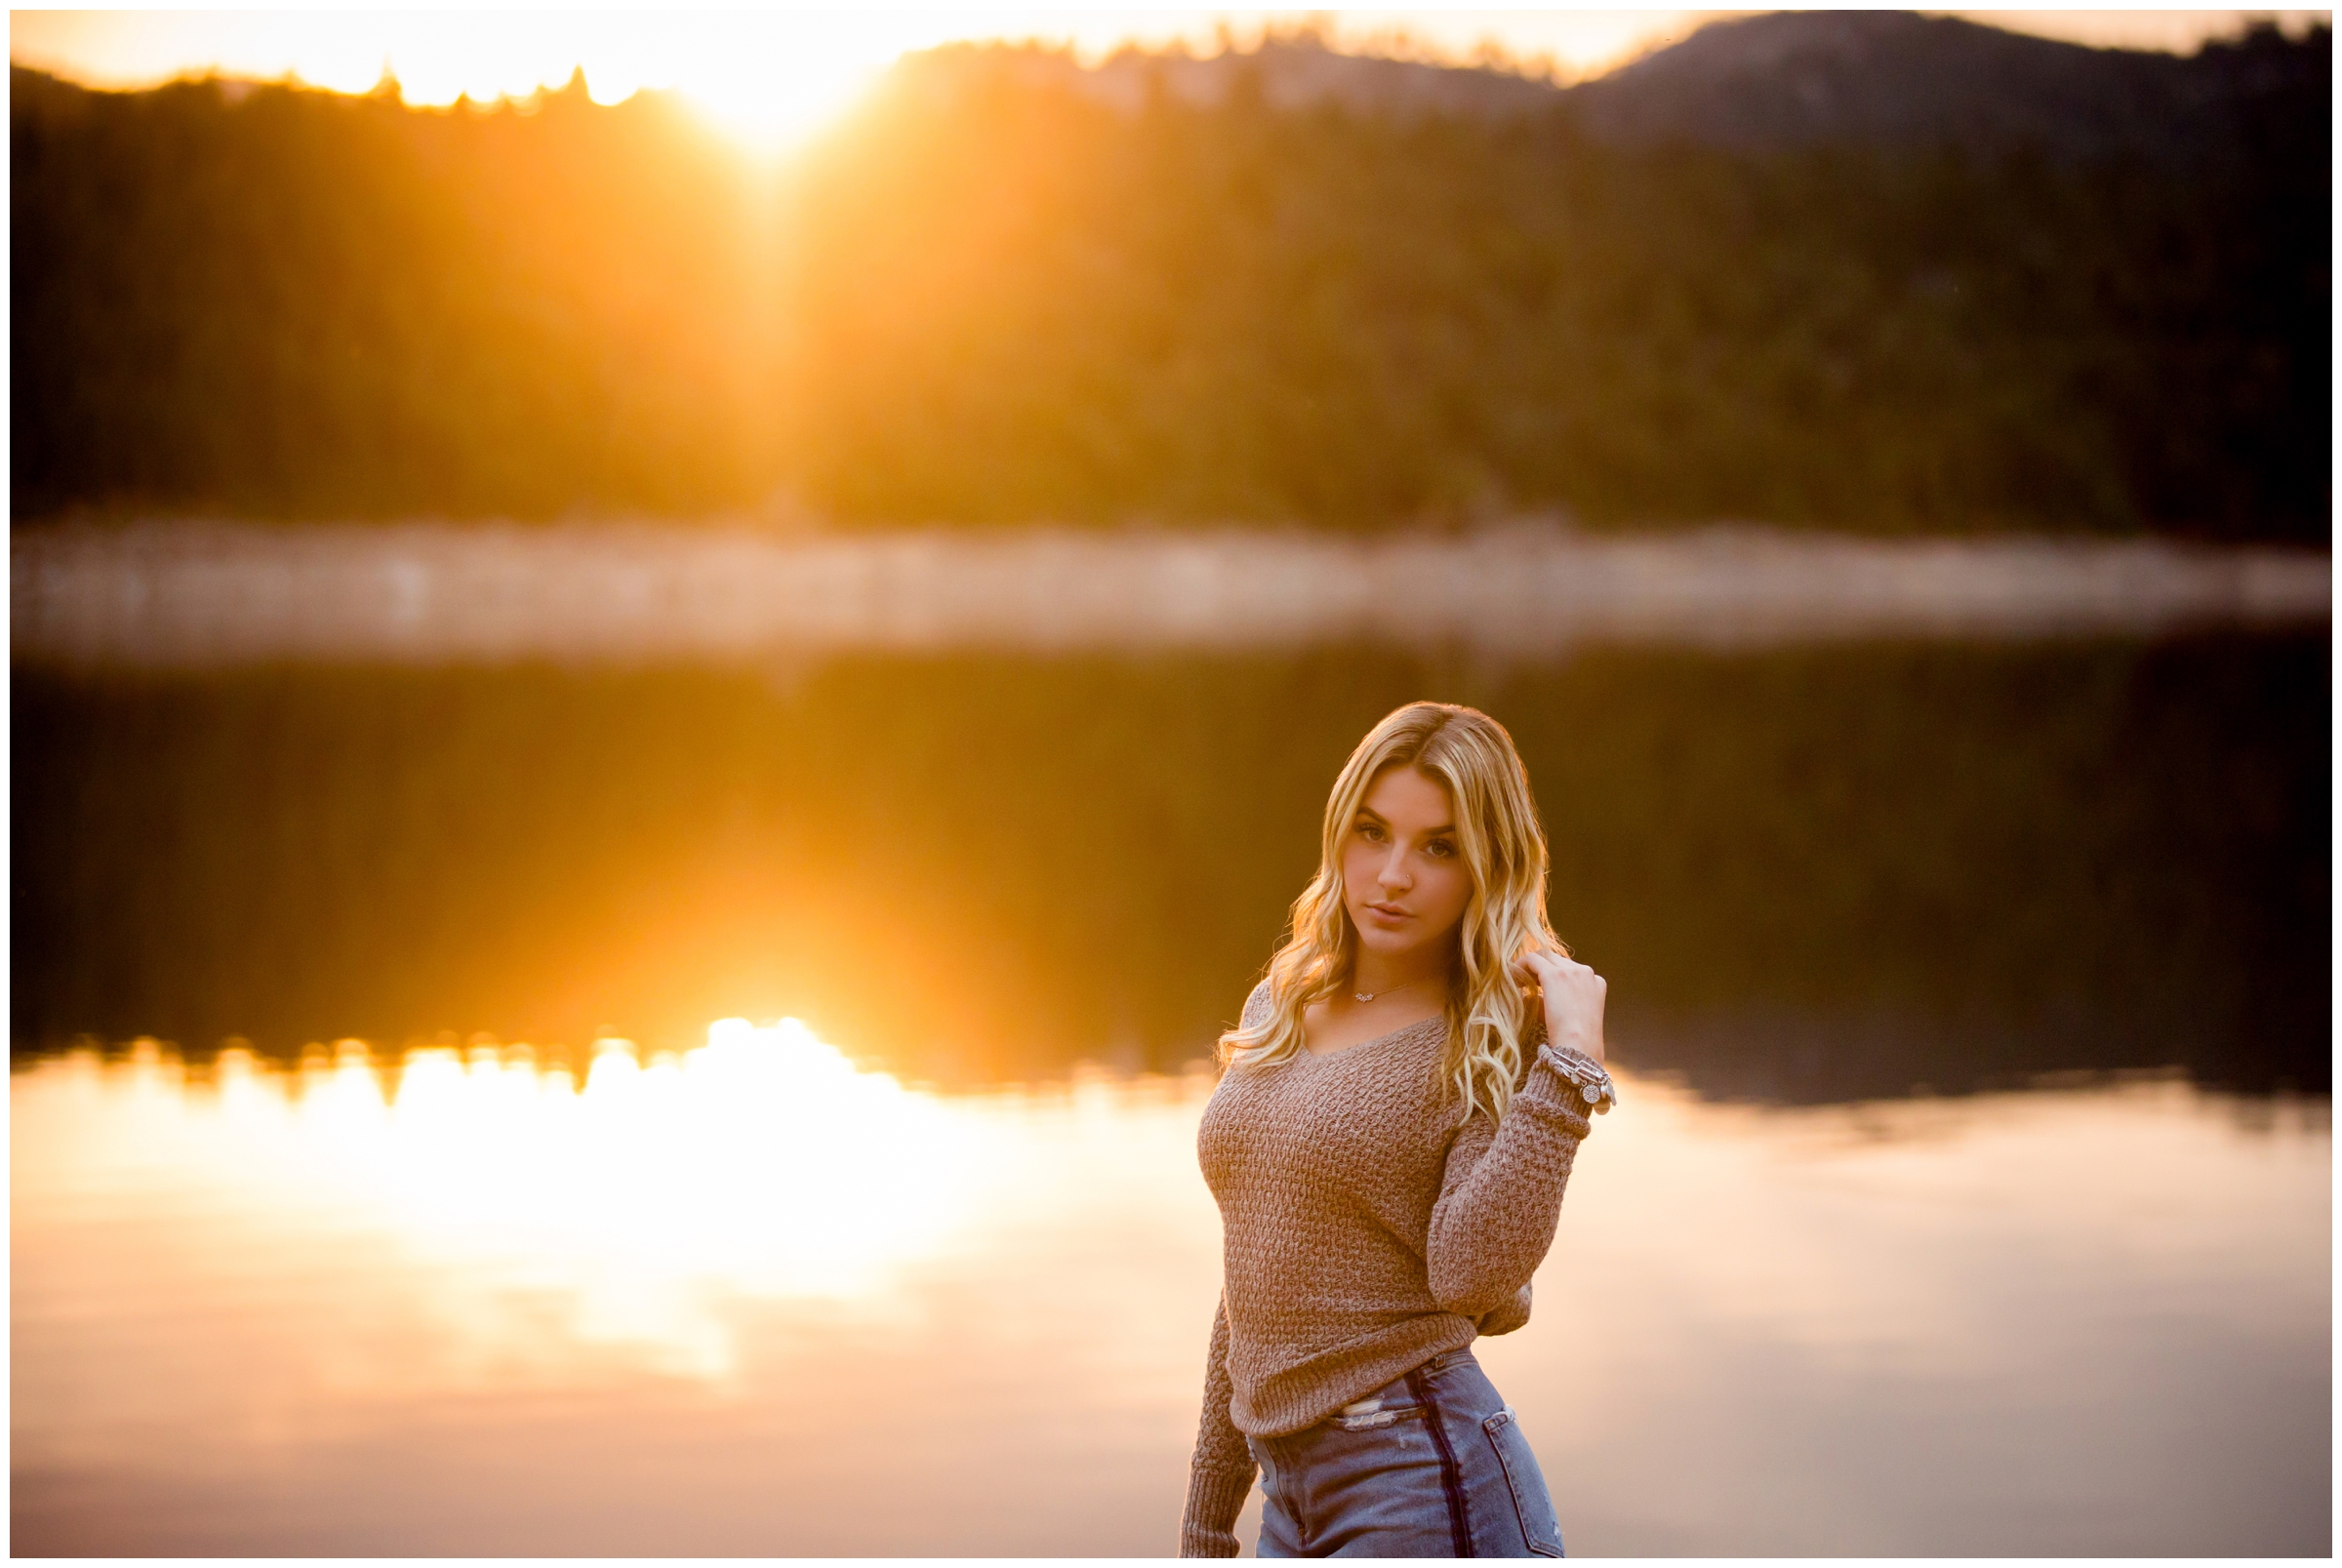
[57, 1021, 997, 1380]
[13, 1034, 2329, 1554]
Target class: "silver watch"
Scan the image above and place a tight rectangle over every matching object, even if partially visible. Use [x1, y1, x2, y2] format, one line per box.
[1539, 1041, 1618, 1113]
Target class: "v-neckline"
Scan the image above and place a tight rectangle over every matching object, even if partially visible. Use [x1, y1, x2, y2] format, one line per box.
[1298, 1010, 1444, 1062]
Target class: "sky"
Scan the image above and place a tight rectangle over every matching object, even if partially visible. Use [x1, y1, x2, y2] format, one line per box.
[10, 9, 2330, 151]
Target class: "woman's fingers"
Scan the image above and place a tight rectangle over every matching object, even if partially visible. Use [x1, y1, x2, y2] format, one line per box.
[1519, 943, 1605, 1006]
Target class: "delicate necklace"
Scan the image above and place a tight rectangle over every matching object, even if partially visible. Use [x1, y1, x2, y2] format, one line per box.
[1352, 976, 1432, 1003]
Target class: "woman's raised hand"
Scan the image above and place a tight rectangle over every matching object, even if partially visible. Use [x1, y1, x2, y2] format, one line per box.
[1514, 942, 1607, 1065]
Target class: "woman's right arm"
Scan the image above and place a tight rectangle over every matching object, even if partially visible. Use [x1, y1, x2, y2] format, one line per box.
[1180, 1296, 1255, 1557]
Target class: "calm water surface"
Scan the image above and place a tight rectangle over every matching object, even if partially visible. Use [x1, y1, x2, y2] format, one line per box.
[11, 1033, 2327, 1555]
[14, 637, 2328, 1094]
[12, 636, 2330, 1552]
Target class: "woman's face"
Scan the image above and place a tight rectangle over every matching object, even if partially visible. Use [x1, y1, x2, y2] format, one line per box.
[1340, 764, 1474, 969]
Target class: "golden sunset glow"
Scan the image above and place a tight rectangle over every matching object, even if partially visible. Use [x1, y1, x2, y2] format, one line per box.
[9, 0, 2330, 1551]
[11, 10, 2322, 154]
[28, 1023, 1019, 1378]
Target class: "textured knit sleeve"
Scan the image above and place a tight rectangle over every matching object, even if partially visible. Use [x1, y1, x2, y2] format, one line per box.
[1239, 976, 1273, 1031]
[1475, 1280, 1534, 1337]
[1424, 1028, 1599, 1319]
[1180, 1296, 1256, 1557]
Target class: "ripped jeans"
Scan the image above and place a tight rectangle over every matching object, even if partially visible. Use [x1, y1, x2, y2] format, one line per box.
[1245, 1347, 1565, 1557]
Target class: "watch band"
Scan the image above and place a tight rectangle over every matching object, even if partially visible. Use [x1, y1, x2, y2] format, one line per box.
[1538, 1040, 1619, 1113]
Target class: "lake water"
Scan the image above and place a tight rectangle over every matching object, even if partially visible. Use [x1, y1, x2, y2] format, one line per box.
[11, 633, 2331, 1552]
[12, 1038, 2327, 1555]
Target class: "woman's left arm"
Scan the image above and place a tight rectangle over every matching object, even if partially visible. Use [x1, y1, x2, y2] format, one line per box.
[1425, 948, 1613, 1317]
[1425, 1054, 1594, 1316]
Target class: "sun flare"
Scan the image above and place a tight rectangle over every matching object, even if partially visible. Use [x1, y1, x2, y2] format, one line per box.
[5, 11, 1692, 157]
[14, 10, 2314, 161]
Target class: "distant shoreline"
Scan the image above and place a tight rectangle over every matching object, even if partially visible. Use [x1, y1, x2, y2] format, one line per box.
[12, 521, 2328, 670]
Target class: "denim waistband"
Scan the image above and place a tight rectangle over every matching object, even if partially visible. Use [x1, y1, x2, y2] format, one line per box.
[1331, 1347, 1479, 1422]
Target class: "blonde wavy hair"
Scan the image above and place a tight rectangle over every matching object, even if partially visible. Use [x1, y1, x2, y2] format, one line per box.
[1218, 702, 1561, 1123]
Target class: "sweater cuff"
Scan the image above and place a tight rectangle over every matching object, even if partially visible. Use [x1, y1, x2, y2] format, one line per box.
[1180, 1465, 1255, 1557]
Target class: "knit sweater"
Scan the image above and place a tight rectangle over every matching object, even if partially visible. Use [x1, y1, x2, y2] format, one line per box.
[1179, 979, 1603, 1558]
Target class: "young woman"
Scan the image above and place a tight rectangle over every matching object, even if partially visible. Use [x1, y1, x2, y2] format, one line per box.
[1180, 701, 1616, 1558]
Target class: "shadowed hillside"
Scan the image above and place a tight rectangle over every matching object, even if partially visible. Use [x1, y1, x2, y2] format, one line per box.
[1570, 10, 2328, 161]
[12, 14, 2330, 536]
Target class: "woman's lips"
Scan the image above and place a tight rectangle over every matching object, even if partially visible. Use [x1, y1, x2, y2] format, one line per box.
[1363, 902, 1411, 922]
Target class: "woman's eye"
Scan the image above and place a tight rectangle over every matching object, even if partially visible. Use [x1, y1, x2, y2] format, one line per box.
[1357, 823, 1385, 841]
[1427, 840, 1456, 860]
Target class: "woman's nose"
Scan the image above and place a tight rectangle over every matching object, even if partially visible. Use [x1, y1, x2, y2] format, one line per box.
[1377, 849, 1412, 889]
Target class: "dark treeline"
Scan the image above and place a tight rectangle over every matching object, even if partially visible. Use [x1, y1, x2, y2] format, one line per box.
[12, 17, 2330, 536]
[12, 67, 772, 520]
